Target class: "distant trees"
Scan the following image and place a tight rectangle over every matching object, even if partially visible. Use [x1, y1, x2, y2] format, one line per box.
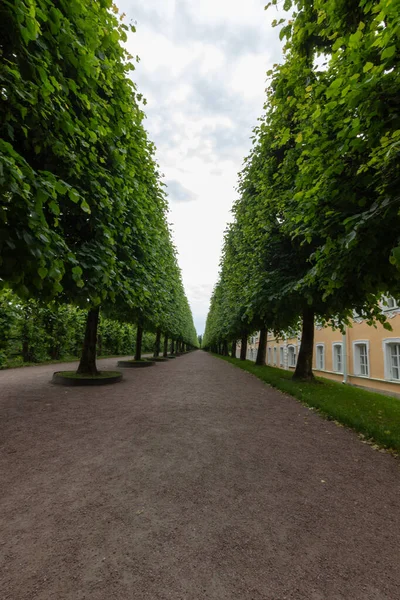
[204, 0, 400, 380]
[0, 0, 197, 375]
[0, 291, 155, 368]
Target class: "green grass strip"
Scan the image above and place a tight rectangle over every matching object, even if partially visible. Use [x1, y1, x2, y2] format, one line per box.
[215, 355, 400, 454]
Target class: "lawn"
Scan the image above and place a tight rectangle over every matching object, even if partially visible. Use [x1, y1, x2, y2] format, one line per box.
[216, 355, 400, 455]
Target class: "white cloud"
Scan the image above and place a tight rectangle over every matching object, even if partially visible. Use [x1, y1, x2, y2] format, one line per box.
[230, 53, 271, 99]
[165, 180, 197, 203]
[116, 0, 286, 333]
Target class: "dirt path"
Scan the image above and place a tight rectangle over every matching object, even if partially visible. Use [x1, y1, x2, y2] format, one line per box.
[1, 351, 399, 599]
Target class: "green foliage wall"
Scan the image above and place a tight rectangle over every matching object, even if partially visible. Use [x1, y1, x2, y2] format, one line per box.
[0, 0, 198, 366]
[204, 0, 400, 374]
[0, 291, 156, 368]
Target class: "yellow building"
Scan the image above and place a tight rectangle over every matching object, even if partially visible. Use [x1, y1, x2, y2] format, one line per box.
[243, 299, 400, 397]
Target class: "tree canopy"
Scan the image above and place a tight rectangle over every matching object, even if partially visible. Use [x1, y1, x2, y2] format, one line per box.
[204, 0, 400, 379]
[1, 0, 197, 374]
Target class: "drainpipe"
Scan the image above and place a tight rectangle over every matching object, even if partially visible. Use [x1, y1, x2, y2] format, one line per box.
[342, 327, 348, 384]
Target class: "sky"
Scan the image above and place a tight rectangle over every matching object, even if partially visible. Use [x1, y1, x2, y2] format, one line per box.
[116, 0, 285, 333]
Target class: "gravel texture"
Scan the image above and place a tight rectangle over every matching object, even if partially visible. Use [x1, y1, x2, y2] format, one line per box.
[0, 350, 399, 599]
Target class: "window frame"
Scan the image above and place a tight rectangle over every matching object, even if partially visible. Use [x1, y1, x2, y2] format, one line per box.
[352, 340, 370, 377]
[279, 346, 284, 367]
[382, 338, 400, 381]
[287, 344, 296, 368]
[316, 343, 325, 371]
[332, 342, 343, 373]
[382, 296, 398, 311]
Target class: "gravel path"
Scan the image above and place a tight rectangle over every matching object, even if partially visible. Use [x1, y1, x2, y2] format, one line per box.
[1, 351, 399, 599]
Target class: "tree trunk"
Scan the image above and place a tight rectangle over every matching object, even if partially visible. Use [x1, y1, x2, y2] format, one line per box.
[293, 306, 315, 381]
[222, 339, 229, 356]
[170, 339, 175, 355]
[154, 329, 161, 358]
[77, 307, 100, 375]
[135, 325, 143, 361]
[47, 319, 58, 360]
[231, 340, 237, 358]
[22, 339, 30, 362]
[22, 308, 31, 362]
[255, 327, 267, 366]
[50, 345, 59, 360]
[163, 335, 168, 357]
[97, 333, 103, 357]
[240, 332, 247, 361]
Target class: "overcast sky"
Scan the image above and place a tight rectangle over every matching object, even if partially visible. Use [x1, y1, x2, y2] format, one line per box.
[116, 0, 285, 333]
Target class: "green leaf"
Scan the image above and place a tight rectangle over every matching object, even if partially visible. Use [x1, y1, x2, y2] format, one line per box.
[81, 200, 91, 213]
[49, 201, 60, 216]
[330, 78, 343, 90]
[68, 189, 80, 203]
[381, 46, 396, 60]
[55, 181, 68, 195]
[392, 247, 400, 266]
[72, 266, 83, 282]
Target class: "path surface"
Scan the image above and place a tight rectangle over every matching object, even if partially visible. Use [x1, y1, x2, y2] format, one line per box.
[1, 351, 400, 600]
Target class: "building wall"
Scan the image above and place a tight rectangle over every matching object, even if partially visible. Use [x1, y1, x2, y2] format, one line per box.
[237, 305, 400, 397]
[265, 333, 299, 372]
[236, 334, 259, 360]
[313, 312, 400, 395]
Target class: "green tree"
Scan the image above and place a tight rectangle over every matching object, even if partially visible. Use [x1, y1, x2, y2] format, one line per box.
[1, 0, 199, 375]
[206, 0, 400, 380]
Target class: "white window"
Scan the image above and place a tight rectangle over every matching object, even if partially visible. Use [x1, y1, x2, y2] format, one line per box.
[383, 339, 400, 381]
[353, 341, 369, 377]
[383, 296, 397, 310]
[273, 347, 277, 365]
[268, 347, 272, 364]
[288, 345, 296, 367]
[316, 344, 325, 370]
[332, 343, 343, 373]
[280, 347, 284, 366]
[389, 344, 400, 380]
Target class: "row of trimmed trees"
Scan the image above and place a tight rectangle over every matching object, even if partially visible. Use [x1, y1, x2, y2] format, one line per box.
[0, 289, 196, 368]
[0, 0, 197, 374]
[203, 0, 400, 380]
[0, 290, 148, 366]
